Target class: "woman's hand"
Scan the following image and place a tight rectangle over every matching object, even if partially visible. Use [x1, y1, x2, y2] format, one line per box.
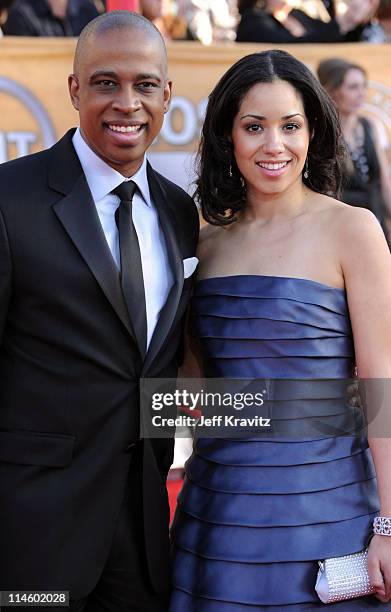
[367, 534, 391, 602]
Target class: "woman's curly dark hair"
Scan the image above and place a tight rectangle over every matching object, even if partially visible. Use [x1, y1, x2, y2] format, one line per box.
[195, 49, 346, 226]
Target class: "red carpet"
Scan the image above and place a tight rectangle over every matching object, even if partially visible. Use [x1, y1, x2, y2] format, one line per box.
[167, 475, 184, 523]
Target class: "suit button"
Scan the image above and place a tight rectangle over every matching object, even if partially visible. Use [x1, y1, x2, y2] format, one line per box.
[125, 442, 136, 453]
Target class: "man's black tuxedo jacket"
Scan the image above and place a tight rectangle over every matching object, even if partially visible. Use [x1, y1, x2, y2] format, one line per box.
[0, 130, 199, 598]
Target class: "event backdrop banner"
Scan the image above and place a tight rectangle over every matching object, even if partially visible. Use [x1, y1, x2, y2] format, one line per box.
[1, 38, 391, 192]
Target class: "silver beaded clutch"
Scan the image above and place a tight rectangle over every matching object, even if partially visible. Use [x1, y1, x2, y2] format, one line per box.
[315, 548, 375, 603]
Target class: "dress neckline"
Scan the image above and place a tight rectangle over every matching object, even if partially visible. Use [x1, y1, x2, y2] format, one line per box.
[195, 274, 346, 293]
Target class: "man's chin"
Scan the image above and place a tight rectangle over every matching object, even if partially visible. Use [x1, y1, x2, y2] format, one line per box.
[105, 154, 145, 176]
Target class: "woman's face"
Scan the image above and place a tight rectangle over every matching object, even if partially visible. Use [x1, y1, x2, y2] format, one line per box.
[231, 79, 310, 199]
[333, 68, 367, 115]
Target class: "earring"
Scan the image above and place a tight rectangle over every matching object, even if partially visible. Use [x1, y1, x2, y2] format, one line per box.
[229, 164, 233, 178]
[303, 159, 309, 179]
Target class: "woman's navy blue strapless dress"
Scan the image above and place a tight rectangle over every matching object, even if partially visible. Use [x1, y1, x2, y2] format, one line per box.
[170, 276, 381, 610]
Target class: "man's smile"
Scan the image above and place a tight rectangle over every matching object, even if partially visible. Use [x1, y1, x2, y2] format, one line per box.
[107, 124, 145, 133]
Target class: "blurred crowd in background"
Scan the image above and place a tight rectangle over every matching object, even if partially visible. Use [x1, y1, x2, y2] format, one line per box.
[0, 0, 391, 43]
[0, 0, 390, 243]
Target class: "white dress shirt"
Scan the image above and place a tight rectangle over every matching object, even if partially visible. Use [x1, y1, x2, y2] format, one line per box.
[72, 128, 173, 348]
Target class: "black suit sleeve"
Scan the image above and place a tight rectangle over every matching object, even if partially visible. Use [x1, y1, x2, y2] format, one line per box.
[0, 208, 12, 344]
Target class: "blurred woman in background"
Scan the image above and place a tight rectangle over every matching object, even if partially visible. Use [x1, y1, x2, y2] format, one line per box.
[318, 58, 391, 245]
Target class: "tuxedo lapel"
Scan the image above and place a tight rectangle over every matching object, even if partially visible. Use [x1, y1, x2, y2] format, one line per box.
[49, 131, 136, 341]
[143, 165, 184, 372]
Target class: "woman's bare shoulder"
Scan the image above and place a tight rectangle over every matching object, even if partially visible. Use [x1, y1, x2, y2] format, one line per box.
[197, 223, 223, 253]
[196, 222, 231, 278]
[199, 222, 222, 241]
[315, 196, 388, 265]
[311, 193, 377, 230]
[305, 194, 386, 256]
[323, 197, 381, 235]
[310, 192, 350, 214]
[337, 207, 387, 259]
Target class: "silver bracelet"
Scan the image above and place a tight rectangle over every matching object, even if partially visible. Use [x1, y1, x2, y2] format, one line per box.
[373, 516, 391, 536]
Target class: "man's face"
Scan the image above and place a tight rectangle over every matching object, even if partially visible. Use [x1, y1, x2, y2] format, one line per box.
[68, 28, 171, 177]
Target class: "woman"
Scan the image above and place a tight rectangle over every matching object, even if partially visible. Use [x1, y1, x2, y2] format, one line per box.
[170, 50, 391, 610]
[236, 0, 375, 43]
[318, 58, 391, 245]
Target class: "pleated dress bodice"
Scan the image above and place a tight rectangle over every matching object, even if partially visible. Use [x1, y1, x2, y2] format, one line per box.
[170, 276, 380, 611]
[192, 274, 354, 379]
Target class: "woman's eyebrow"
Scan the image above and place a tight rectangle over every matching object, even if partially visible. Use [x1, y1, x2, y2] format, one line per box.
[240, 113, 304, 120]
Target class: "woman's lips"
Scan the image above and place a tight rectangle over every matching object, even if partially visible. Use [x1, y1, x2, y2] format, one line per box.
[256, 160, 292, 177]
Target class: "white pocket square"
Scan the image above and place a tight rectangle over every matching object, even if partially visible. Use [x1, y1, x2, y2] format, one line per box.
[183, 257, 199, 279]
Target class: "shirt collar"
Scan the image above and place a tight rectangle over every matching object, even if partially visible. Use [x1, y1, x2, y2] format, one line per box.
[72, 127, 151, 206]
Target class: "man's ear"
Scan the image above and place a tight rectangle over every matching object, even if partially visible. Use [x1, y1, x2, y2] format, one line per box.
[68, 74, 80, 111]
[163, 79, 172, 114]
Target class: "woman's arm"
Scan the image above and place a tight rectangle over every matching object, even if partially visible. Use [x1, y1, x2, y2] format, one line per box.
[178, 224, 214, 381]
[178, 309, 204, 380]
[340, 206, 391, 602]
[371, 120, 391, 216]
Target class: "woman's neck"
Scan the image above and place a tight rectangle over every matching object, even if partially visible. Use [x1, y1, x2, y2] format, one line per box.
[339, 112, 359, 135]
[242, 179, 310, 222]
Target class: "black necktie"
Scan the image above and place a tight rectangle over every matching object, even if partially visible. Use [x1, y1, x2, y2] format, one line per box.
[113, 181, 147, 357]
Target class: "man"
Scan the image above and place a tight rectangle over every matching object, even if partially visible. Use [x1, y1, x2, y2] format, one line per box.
[0, 10, 199, 611]
[3, 0, 99, 36]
